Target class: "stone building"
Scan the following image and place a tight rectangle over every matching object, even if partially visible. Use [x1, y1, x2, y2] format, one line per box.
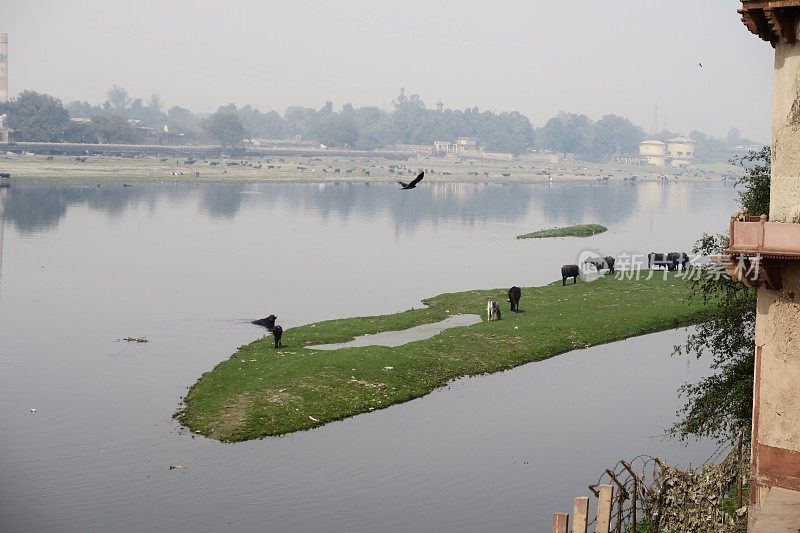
[639, 139, 666, 166]
[665, 136, 695, 167]
[727, 1, 800, 530]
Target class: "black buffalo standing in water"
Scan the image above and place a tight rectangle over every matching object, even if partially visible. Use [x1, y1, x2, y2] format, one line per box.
[252, 314, 277, 330]
[508, 286, 521, 312]
[561, 265, 579, 286]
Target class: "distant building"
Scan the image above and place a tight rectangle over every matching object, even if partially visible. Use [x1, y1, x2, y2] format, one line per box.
[665, 137, 695, 167]
[638, 140, 666, 166]
[0, 114, 12, 143]
[639, 137, 695, 167]
[396, 143, 433, 155]
[434, 140, 453, 155]
[455, 137, 478, 151]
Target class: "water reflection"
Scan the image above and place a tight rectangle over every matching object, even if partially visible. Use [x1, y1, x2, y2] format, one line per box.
[1, 181, 735, 236]
[0, 187, 6, 297]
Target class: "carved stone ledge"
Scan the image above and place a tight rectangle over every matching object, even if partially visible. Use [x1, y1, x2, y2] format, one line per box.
[740, 1, 800, 45]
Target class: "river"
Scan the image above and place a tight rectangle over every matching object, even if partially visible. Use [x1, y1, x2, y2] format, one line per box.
[0, 180, 737, 532]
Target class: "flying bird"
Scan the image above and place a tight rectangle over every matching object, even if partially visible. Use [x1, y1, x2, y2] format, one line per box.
[398, 171, 424, 190]
[698, 62, 703, 68]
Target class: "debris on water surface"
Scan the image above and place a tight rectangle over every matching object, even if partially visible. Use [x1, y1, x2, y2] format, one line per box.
[168, 464, 189, 470]
[120, 337, 149, 343]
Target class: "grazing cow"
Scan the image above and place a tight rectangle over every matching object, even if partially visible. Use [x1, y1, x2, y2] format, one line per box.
[272, 325, 283, 348]
[648, 252, 669, 270]
[252, 314, 277, 331]
[508, 286, 521, 312]
[584, 258, 606, 272]
[604, 256, 616, 274]
[667, 252, 689, 271]
[487, 299, 502, 321]
[561, 264, 579, 286]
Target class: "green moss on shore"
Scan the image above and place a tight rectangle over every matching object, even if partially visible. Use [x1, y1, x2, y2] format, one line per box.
[517, 223, 608, 239]
[175, 275, 711, 442]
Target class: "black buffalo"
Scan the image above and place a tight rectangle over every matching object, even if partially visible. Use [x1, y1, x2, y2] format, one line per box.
[508, 286, 521, 312]
[252, 314, 277, 331]
[648, 252, 669, 270]
[667, 252, 689, 271]
[272, 325, 283, 348]
[604, 256, 616, 274]
[584, 256, 616, 275]
[584, 258, 606, 271]
[561, 264, 579, 286]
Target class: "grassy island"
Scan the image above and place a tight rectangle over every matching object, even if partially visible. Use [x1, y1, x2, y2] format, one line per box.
[516, 223, 608, 239]
[175, 275, 711, 442]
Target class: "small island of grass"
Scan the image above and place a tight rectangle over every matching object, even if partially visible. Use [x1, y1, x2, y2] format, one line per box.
[517, 223, 608, 239]
[175, 275, 712, 442]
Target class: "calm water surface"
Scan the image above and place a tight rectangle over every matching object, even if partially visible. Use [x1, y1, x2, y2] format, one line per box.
[0, 181, 737, 532]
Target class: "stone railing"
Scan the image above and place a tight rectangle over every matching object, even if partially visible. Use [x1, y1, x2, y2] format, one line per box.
[723, 213, 800, 289]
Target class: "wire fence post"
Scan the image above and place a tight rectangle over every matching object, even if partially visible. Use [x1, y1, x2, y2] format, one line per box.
[596, 484, 614, 533]
[737, 429, 744, 509]
[631, 476, 637, 533]
[572, 496, 589, 533]
[552, 512, 569, 533]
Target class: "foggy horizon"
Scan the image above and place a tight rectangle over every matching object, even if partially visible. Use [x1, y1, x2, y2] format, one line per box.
[4, 0, 774, 142]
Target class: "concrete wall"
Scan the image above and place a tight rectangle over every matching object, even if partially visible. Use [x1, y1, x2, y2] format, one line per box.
[751, 19, 800, 531]
[770, 35, 800, 222]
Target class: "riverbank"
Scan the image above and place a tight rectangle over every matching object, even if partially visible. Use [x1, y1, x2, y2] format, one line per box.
[0, 153, 741, 183]
[175, 275, 713, 442]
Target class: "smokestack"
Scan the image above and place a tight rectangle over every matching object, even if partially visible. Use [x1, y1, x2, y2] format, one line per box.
[0, 34, 7, 103]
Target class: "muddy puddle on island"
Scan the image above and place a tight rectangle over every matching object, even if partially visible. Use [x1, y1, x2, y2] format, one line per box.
[309, 314, 482, 350]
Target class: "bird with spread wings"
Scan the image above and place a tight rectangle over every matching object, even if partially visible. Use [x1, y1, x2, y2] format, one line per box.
[398, 171, 424, 190]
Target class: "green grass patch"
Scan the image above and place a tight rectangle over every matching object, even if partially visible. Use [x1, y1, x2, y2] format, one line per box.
[175, 275, 712, 442]
[517, 223, 608, 239]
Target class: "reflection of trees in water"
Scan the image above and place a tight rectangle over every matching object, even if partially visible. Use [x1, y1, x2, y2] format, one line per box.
[2, 185, 159, 234]
[247, 182, 536, 230]
[198, 183, 246, 219]
[530, 183, 642, 226]
[1, 181, 725, 236]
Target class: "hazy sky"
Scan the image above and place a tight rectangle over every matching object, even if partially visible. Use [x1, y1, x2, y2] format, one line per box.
[4, 0, 774, 141]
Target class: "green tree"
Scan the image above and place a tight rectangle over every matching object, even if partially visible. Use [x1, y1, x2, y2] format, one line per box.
[671, 147, 770, 442]
[318, 113, 358, 148]
[0, 90, 69, 141]
[92, 114, 135, 143]
[63, 121, 99, 143]
[591, 114, 645, 157]
[105, 85, 130, 111]
[205, 105, 246, 147]
[539, 112, 593, 157]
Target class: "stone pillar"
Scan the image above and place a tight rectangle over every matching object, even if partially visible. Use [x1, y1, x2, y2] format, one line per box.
[739, 2, 800, 530]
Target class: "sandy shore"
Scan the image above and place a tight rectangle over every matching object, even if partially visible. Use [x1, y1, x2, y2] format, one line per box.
[0, 153, 742, 183]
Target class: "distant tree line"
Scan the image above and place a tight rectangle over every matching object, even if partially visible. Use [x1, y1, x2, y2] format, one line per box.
[0, 86, 761, 161]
